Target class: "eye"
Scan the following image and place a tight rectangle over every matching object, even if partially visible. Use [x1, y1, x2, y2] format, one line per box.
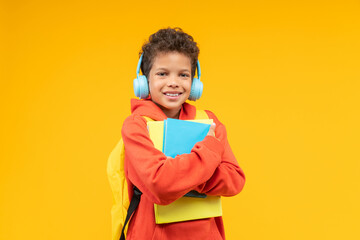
[157, 72, 167, 77]
[180, 73, 190, 78]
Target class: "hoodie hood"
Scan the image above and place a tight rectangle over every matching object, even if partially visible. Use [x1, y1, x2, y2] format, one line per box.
[130, 98, 196, 121]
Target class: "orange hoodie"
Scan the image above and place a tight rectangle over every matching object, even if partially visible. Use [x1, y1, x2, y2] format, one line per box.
[121, 99, 245, 240]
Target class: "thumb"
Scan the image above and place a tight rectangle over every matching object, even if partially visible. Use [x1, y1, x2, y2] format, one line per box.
[207, 123, 216, 136]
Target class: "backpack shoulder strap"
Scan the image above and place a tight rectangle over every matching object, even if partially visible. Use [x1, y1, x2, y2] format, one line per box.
[142, 116, 154, 122]
[195, 109, 209, 120]
[120, 186, 141, 240]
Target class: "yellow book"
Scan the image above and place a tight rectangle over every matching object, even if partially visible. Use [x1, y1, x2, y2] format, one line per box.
[147, 119, 222, 224]
[154, 195, 222, 224]
[147, 120, 164, 151]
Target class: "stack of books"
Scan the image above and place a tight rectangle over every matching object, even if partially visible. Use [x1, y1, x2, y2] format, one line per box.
[147, 118, 222, 224]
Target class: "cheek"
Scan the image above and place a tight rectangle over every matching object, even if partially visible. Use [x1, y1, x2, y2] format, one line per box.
[148, 80, 162, 95]
[186, 81, 193, 90]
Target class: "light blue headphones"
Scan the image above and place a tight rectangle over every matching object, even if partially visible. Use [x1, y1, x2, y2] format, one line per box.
[133, 54, 203, 101]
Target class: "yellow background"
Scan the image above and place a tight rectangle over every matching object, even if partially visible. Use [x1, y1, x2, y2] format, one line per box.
[1, 0, 359, 239]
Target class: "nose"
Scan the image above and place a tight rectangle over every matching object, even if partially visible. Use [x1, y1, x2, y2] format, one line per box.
[167, 75, 179, 88]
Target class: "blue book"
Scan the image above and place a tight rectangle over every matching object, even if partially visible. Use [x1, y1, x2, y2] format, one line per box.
[163, 118, 211, 158]
[149, 118, 222, 224]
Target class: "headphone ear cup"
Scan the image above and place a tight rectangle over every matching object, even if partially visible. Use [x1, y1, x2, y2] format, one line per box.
[188, 78, 203, 101]
[133, 75, 149, 99]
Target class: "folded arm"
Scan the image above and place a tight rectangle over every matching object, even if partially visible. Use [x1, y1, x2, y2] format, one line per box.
[194, 110, 246, 196]
[122, 114, 225, 205]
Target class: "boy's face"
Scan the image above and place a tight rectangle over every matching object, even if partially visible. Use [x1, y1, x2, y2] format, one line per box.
[148, 51, 192, 118]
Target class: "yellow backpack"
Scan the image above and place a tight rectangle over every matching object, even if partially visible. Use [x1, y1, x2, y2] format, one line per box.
[107, 110, 209, 240]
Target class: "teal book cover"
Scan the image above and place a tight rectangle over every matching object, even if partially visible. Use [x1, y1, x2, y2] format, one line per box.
[163, 118, 211, 158]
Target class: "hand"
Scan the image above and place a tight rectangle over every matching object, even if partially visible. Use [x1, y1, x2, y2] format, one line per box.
[207, 123, 216, 137]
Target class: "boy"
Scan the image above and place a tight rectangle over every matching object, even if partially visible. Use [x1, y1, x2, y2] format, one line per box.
[121, 27, 245, 239]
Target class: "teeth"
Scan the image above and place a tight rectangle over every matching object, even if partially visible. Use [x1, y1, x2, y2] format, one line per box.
[165, 93, 180, 96]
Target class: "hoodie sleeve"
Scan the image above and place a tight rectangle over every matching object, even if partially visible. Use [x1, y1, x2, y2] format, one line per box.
[193, 110, 246, 197]
[122, 114, 224, 205]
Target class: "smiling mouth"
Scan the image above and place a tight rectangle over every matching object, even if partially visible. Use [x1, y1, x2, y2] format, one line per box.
[164, 92, 182, 97]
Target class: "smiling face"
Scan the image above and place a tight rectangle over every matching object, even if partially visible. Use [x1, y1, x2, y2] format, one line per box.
[148, 51, 192, 119]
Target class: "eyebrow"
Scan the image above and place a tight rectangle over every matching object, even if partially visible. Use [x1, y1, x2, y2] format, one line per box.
[155, 67, 190, 72]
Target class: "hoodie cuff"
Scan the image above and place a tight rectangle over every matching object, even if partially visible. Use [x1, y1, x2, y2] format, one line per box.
[199, 135, 225, 159]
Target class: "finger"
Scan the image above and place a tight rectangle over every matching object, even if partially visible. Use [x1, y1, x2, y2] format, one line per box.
[208, 123, 216, 136]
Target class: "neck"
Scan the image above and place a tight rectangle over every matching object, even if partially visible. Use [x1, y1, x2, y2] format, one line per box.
[152, 101, 181, 119]
[164, 110, 180, 119]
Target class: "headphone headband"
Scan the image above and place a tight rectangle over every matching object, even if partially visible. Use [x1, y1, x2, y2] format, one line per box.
[137, 53, 200, 80]
[136, 54, 144, 78]
[196, 60, 201, 80]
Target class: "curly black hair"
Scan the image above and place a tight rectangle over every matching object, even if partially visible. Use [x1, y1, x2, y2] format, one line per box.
[140, 27, 200, 79]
